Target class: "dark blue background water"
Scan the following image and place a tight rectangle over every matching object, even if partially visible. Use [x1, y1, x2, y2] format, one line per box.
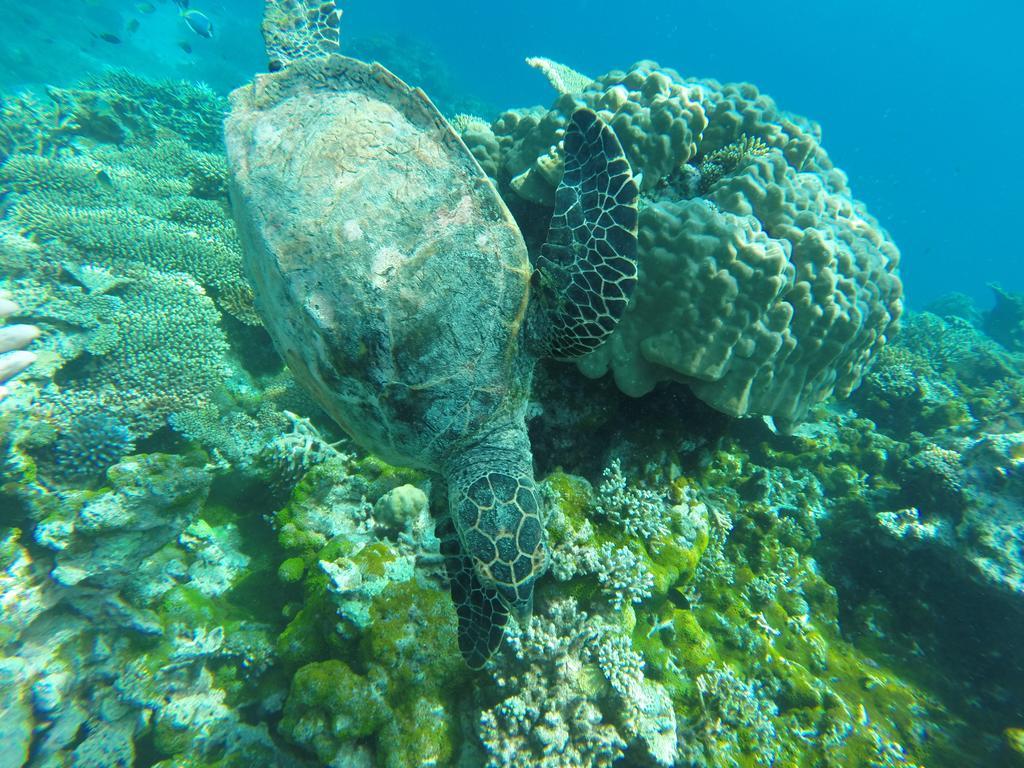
[2, 0, 1021, 308]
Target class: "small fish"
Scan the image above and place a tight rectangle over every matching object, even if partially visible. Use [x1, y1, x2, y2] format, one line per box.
[177, 40, 193, 53]
[126, 18, 140, 33]
[98, 32, 121, 44]
[182, 9, 213, 38]
[135, 1, 156, 12]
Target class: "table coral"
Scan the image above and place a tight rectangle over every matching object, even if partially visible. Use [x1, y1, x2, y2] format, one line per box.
[4, 137, 255, 326]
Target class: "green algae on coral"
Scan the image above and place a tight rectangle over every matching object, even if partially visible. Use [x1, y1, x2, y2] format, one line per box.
[1, 54, 1020, 768]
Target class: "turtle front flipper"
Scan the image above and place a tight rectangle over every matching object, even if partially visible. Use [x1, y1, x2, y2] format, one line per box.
[530, 107, 640, 359]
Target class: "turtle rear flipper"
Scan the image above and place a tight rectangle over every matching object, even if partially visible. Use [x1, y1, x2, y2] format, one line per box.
[261, 0, 342, 71]
[531, 107, 640, 359]
[438, 515, 509, 669]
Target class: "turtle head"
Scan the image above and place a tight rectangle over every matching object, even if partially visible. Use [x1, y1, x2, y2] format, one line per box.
[451, 470, 547, 608]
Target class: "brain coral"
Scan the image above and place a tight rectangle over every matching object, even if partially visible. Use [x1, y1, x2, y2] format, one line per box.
[471, 60, 902, 428]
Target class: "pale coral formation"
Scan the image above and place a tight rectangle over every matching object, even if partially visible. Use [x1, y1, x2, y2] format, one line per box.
[465, 59, 902, 428]
[490, 61, 707, 202]
[479, 597, 677, 767]
[525, 56, 594, 96]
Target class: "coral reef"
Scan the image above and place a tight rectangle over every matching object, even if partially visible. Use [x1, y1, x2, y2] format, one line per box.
[52, 412, 135, 482]
[461, 59, 902, 430]
[479, 597, 676, 767]
[1, 64, 1019, 768]
[0, 74, 254, 448]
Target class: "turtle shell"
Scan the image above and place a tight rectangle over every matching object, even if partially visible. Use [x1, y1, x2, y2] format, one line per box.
[225, 55, 533, 470]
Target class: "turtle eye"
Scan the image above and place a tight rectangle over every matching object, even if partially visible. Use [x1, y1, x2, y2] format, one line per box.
[268, 59, 283, 73]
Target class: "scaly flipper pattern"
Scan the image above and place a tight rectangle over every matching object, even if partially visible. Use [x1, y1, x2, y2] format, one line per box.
[532, 108, 640, 359]
[437, 514, 509, 669]
[261, 0, 342, 72]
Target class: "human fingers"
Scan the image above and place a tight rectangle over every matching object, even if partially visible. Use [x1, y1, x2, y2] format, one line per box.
[0, 350, 37, 384]
[0, 324, 40, 354]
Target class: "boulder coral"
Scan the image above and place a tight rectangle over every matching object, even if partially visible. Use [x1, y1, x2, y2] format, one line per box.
[462, 59, 902, 429]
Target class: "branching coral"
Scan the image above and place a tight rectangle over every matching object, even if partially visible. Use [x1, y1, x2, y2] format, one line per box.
[584, 542, 655, 610]
[3, 138, 256, 325]
[79, 69, 227, 152]
[593, 458, 673, 540]
[52, 411, 135, 482]
[680, 662, 780, 766]
[479, 597, 677, 767]
[0, 90, 73, 161]
[53, 270, 231, 436]
[697, 133, 771, 192]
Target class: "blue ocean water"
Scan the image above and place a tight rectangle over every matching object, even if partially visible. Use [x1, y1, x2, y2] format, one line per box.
[1, 0, 1020, 307]
[3, 3, 1024, 767]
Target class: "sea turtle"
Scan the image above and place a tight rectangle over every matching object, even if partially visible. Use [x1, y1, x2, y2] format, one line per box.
[225, 15, 638, 668]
